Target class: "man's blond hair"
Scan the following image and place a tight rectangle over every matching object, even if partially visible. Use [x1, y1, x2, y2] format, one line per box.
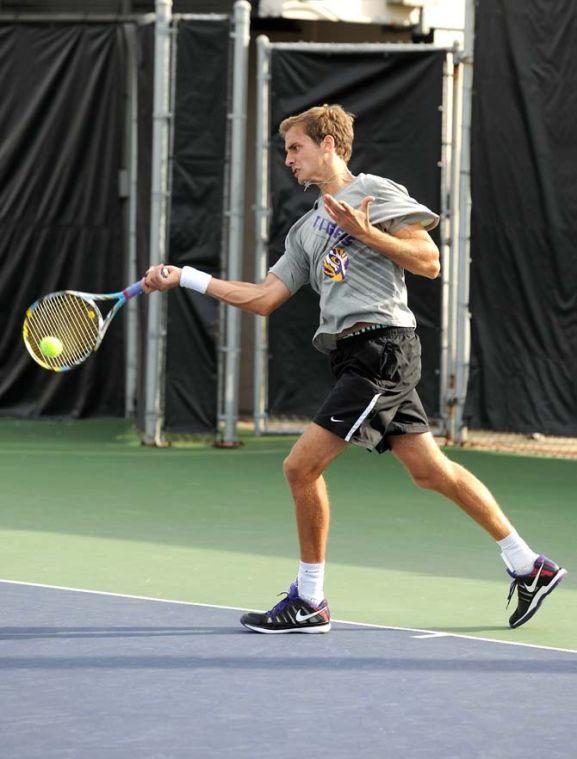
[279, 104, 355, 163]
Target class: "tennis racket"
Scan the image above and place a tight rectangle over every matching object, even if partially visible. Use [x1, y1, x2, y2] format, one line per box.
[22, 269, 167, 372]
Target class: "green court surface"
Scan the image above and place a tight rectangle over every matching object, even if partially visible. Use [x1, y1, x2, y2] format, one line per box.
[1, 418, 575, 650]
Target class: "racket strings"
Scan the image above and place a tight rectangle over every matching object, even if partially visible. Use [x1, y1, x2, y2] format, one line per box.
[43, 296, 96, 361]
[24, 293, 101, 369]
[42, 295, 100, 361]
[30, 295, 98, 366]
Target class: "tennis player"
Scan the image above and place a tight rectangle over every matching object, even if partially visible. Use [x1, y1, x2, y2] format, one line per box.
[143, 104, 566, 633]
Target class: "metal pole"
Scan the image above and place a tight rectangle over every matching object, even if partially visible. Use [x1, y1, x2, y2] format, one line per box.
[216, 43, 233, 447]
[447, 44, 463, 443]
[438, 50, 454, 439]
[270, 42, 453, 53]
[124, 23, 139, 418]
[143, 0, 173, 446]
[172, 14, 229, 21]
[454, 0, 475, 445]
[253, 35, 271, 437]
[219, 0, 251, 447]
[153, 15, 179, 441]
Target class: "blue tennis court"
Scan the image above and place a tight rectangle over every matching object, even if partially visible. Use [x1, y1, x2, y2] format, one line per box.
[1, 580, 575, 759]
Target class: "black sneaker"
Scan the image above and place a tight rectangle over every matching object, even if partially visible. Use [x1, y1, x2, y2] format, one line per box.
[240, 582, 331, 634]
[506, 554, 567, 629]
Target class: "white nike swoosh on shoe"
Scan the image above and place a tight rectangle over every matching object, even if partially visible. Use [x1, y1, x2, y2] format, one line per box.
[295, 607, 327, 622]
[330, 416, 344, 423]
[522, 561, 545, 593]
[512, 568, 567, 627]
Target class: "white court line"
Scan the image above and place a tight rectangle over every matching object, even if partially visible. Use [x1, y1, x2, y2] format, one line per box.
[412, 632, 450, 639]
[1, 578, 575, 656]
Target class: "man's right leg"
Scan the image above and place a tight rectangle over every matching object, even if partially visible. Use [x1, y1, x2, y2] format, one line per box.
[240, 424, 347, 634]
[282, 423, 348, 564]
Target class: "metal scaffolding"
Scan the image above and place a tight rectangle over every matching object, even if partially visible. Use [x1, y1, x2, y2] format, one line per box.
[143, 0, 174, 446]
[253, 38, 463, 439]
[253, 35, 272, 438]
[2, 5, 474, 445]
[451, 0, 475, 445]
[218, 0, 251, 446]
[142, 1, 250, 446]
[123, 21, 141, 418]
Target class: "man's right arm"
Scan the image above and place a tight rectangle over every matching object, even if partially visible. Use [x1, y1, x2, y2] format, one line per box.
[206, 272, 292, 316]
[143, 265, 291, 317]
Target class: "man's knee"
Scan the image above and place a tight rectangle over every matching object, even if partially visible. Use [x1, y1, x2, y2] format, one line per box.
[410, 456, 456, 492]
[283, 451, 323, 485]
[411, 468, 441, 491]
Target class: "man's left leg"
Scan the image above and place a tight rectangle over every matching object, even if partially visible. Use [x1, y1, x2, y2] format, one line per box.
[389, 432, 512, 539]
[389, 432, 567, 627]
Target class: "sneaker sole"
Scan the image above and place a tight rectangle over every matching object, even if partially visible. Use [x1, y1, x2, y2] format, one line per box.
[510, 568, 567, 629]
[241, 622, 331, 634]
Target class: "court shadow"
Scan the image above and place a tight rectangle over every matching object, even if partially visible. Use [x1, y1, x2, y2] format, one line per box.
[0, 655, 575, 672]
[0, 626, 242, 641]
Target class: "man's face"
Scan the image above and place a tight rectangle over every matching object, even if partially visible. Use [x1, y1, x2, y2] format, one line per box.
[284, 126, 327, 185]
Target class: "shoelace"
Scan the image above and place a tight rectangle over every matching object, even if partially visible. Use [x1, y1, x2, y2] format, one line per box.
[267, 592, 291, 617]
[506, 561, 548, 607]
[506, 579, 517, 608]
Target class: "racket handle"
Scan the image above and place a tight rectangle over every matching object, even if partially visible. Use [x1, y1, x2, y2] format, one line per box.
[122, 281, 144, 300]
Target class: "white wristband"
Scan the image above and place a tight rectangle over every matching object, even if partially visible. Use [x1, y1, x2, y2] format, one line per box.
[179, 266, 212, 294]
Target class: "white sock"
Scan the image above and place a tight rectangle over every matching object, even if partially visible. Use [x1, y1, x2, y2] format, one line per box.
[497, 530, 539, 575]
[297, 561, 325, 607]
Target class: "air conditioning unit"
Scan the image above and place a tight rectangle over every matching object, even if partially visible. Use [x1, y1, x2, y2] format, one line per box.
[258, 0, 422, 25]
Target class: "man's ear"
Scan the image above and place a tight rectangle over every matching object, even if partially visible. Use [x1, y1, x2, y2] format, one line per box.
[321, 134, 336, 153]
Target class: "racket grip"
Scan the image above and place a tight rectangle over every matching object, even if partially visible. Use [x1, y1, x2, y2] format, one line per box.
[123, 281, 144, 300]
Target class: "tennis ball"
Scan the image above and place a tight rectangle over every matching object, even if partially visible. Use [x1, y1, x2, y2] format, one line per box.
[40, 336, 63, 358]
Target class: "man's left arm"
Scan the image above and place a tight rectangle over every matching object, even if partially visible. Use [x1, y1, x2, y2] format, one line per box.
[324, 194, 440, 279]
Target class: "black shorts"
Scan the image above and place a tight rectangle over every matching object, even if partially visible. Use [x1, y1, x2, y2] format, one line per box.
[313, 327, 429, 454]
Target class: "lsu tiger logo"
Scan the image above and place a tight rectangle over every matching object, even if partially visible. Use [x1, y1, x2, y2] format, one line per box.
[323, 247, 350, 282]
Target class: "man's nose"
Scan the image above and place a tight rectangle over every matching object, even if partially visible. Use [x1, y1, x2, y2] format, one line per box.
[285, 155, 293, 166]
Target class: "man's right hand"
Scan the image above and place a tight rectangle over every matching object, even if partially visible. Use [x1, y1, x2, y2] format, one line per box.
[142, 264, 181, 293]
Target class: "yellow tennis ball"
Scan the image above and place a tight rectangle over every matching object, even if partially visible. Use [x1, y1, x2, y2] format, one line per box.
[40, 336, 63, 358]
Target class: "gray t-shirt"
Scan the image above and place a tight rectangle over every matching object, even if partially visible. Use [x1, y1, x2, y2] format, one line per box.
[269, 173, 439, 354]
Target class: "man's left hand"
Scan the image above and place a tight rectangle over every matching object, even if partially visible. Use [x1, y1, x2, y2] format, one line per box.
[323, 194, 375, 241]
